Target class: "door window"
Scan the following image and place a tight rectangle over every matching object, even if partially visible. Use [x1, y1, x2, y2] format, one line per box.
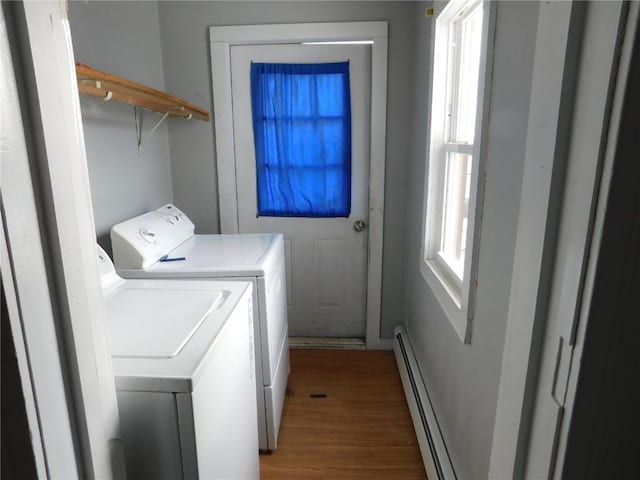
[250, 62, 351, 217]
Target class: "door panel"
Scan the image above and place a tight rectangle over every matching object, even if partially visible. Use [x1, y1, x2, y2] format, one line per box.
[315, 238, 345, 308]
[231, 44, 371, 337]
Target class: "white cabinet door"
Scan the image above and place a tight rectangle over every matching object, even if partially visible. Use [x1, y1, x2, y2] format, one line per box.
[231, 43, 371, 338]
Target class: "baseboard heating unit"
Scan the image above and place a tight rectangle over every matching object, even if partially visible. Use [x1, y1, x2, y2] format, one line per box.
[393, 326, 456, 480]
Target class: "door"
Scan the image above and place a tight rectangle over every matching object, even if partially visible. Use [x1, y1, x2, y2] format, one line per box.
[231, 44, 371, 338]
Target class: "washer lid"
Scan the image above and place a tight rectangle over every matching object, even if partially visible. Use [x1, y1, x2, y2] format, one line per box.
[178, 234, 274, 267]
[105, 286, 223, 358]
[136, 233, 282, 277]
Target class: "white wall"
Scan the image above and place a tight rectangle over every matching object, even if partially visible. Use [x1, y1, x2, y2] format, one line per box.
[69, 1, 173, 243]
[157, 1, 416, 338]
[404, 2, 539, 478]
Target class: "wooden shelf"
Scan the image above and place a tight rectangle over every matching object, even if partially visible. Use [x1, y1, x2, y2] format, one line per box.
[76, 63, 209, 121]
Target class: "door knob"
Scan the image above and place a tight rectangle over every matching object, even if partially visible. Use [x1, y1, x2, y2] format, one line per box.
[353, 220, 366, 232]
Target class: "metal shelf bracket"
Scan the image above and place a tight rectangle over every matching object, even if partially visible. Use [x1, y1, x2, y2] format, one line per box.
[134, 107, 170, 154]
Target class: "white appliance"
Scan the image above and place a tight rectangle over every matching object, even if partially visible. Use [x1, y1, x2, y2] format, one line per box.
[97, 245, 259, 480]
[110, 204, 289, 451]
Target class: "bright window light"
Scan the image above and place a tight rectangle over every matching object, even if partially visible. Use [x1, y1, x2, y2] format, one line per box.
[302, 40, 374, 45]
[421, 0, 492, 343]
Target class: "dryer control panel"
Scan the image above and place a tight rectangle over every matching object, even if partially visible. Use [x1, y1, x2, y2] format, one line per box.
[111, 204, 195, 270]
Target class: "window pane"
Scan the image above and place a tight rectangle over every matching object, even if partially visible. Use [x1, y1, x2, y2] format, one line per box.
[449, 3, 483, 144]
[439, 152, 472, 279]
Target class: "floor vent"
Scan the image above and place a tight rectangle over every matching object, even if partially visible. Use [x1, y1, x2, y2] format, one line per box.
[393, 326, 456, 480]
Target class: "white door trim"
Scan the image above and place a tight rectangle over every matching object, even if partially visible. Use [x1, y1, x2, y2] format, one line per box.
[2, 2, 125, 477]
[489, 1, 632, 477]
[551, 2, 638, 473]
[209, 22, 389, 348]
[488, 3, 585, 476]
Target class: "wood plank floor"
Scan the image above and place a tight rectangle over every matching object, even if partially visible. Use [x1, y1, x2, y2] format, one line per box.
[260, 349, 426, 479]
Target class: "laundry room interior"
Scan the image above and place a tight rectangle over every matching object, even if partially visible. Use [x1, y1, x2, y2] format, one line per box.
[2, 1, 639, 479]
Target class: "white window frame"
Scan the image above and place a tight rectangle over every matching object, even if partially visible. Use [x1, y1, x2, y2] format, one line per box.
[421, 0, 495, 343]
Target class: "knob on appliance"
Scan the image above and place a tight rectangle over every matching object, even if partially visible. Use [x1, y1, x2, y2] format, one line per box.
[139, 228, 157, 244]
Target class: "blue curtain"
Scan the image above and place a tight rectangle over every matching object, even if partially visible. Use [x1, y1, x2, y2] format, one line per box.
[250, 62, 352, 217]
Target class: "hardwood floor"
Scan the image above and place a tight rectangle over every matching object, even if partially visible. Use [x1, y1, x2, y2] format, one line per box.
[260, 349, 426, 479]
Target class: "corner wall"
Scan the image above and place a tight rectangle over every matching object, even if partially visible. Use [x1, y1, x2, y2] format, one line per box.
[69, 1, 173, 242]
[404, 2, 539, 477]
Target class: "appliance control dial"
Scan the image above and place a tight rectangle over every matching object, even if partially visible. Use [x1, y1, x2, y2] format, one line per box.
[138, 228, 157, 244]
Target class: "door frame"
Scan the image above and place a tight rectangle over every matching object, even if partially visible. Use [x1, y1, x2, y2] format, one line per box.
[489, 1, 635, 477]
[2, 1, 125, 477]
[209, 22, 389, 348]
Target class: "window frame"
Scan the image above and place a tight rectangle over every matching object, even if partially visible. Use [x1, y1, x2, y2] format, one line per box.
[421, 0, 496, 343]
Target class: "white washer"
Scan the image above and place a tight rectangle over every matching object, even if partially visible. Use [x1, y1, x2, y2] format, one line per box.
[97, 245, 259, 479]
[110, 204, 289, 451]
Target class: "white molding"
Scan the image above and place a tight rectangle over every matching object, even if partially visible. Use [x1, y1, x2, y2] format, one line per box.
[210, 41, 238, 233]
[523, 2, 632, 477]
[488, 2, 585, 477]
[420, 261, 470, 343]
[209, 21, 388, 44]
[1, 5, 80, 476]
[365, 30, 388, 349]
[209, 22, 389, 348]
[4, 3, 125, 477]
[554, 4, 639, 474]
[288, 337, 391, 350]
[556, 1, 639, 472]
[0, 221, 49, 478]
[289, 337, 366, 350]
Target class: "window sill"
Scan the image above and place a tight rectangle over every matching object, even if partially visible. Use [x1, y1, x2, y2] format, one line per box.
[420, 258, 472, 344]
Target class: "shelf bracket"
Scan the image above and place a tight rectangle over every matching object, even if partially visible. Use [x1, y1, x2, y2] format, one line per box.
[135, 107, 170, 154]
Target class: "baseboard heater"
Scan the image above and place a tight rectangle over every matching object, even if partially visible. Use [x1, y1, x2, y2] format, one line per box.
[393, 326, 456, 480]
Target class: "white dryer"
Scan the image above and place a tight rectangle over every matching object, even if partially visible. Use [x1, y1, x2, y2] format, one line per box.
[110, 204, 289, 451]
[97, 246, 259, 479]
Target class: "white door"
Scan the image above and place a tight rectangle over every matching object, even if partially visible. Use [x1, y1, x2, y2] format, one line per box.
[231, 44, 371, 338]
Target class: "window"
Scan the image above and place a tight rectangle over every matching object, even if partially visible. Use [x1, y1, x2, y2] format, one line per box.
[250, 62, 352, 217]
[422, 0, 493, 343]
